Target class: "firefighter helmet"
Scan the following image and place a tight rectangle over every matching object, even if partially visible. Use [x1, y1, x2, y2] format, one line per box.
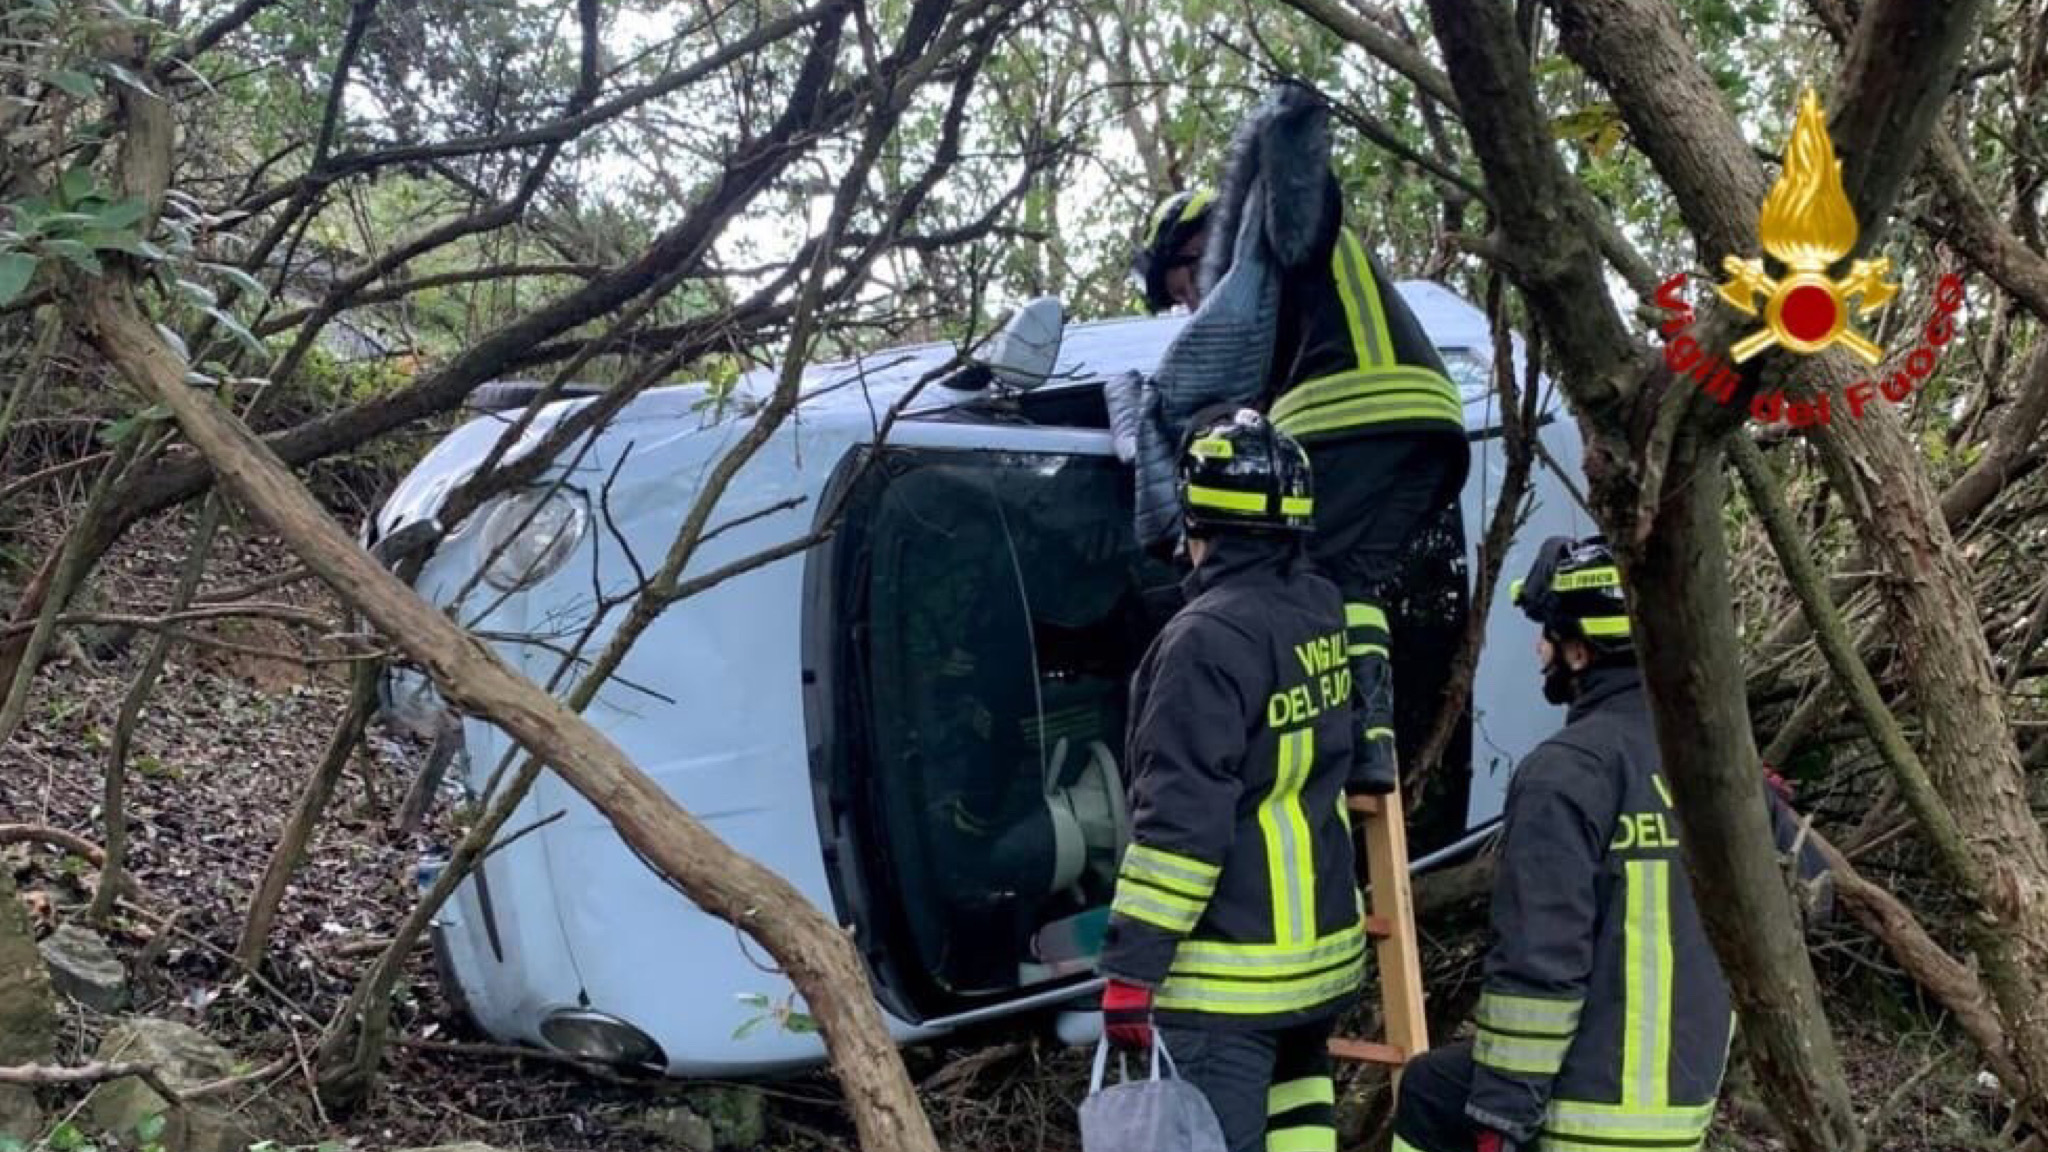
[1131, 188, 1215, 313]
[1176, 405, 1314, 537]
[1512, 535, 1632, 655]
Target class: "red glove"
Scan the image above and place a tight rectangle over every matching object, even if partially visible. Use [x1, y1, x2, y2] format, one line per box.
[1761, 760, 1794, 803]
[1101, 979, 1154, 1050]
[1476, 1129, 1517, 1152]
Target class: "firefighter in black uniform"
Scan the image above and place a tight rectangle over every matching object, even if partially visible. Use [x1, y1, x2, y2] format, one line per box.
[1132, 85, 1470, 796]
[1390, 536, 1829, 1152]
[1096, 406, 1364, 1152]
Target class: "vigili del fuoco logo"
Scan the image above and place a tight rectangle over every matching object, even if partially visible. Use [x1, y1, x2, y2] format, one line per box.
[1653, 89, 1963, 427]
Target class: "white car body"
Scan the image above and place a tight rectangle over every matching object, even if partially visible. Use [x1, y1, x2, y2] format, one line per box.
[373, 282, 1591, 1076]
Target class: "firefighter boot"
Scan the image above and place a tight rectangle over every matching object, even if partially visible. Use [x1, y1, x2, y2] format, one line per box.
[1347, 601, 1398, 795]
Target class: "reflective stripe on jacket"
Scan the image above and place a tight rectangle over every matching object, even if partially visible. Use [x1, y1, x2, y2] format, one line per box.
[1466, 665, 1827, 1148]
[1266, 198, 1464, 443]
[1096, 537, 1366, 1028]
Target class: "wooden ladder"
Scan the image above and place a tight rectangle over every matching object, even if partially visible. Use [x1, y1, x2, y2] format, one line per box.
[1328, 791, 1429, 1083]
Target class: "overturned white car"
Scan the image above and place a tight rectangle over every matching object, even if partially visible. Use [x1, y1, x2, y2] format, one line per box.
[371, 281, 1591, 1076]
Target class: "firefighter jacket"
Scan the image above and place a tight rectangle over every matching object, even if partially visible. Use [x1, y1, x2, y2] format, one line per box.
[1466, 664, 1829, 1150]
[1097, 536, 1367, 1028]
[1104, 82, 1466, 546]
[1259, 175, 1466, 446]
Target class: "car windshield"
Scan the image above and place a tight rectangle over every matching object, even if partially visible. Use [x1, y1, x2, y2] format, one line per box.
[859, 448, 1177, 1003]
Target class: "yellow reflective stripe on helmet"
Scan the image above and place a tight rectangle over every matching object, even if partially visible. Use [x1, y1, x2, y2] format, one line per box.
[1169, 922, 1364, 977]
[1334, 230, 1394, 368]
[1622, 860, 1675, 1107]
[1258, 728, 1317, 945]
[1477, 991, 1584, 1036]
[1555, 566, 1622, 591]
[1280, 496, 1313, 517]
[1390, 1137, 1429, 1152]
[1581, 616, 1632, 637]
[1345, 603, 1389, 631]
[1348, 644, 1388, 659]
[1475, 1028, 1573, 1076]
[1189, 435, 1234, 461]
[1267, 1127, 1338, 1152]
[1154, 950, 1364, 1014]
[1268, 1076, 1335, 1114]
[1148, 188, 1213, 247]
[1186, 484, 1269, 514]
[1111, 881, 1206, 933]
[1543, 1097, 1714, 1145]
[1119, 844, 1220, 900]
[1510, 578, 1527, 604]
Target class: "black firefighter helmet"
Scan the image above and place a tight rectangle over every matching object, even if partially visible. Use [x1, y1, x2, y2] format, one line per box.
[1131, 188, 1215, 313]
[1175, 405, 1315, 538]
[1511, 535, 1633, 657]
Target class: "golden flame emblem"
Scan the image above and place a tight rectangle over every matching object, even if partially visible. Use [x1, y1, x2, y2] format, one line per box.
[1718, 89, 1898, 364]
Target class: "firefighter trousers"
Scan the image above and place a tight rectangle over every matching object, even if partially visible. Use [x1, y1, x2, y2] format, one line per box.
[1159, 1017, 1338, 1152]
[1304, 433, 1466, 784]
[1390, 1040, 1483, 1152]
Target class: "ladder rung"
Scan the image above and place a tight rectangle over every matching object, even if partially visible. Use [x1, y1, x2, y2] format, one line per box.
[1328, 1036, 1408, 1066]
[1347, 795, 1382, 817]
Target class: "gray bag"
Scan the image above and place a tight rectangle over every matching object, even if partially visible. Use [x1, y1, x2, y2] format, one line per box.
[1078, 1034, 1228, 1152]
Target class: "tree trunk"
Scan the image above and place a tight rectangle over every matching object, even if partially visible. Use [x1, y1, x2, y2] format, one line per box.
[1419, 1, 1867, 1145]
[69, 272, 941, 1152]
[1811, 397, 2048, 1112]
[1619, 444, 1862, 1150]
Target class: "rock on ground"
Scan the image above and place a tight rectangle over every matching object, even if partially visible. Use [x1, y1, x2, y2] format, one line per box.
[684, 1086, 767, 1148]
[394, 1145, 514, 1152]
[87, 1017, 279, 1152]
[0, 867, 57, 1139]
[623, 1104, 715, 1151]
[38, 923, 129, 1012]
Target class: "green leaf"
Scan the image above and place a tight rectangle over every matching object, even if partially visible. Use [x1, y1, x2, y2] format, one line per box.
[153, 322, 189, 361]
[173, 277, 216, 306]
[46, 69, 95, 98]
[203, 306, 268, 359]
[206, 262, 267, 299]
[93, 196, 146, 229]
[783, 1011, 818, 1034]
[1551, 104, 1621, 145]
[100, 413, 143, 444]
[96, 60, 153, 95]
[59, 166, 95, 203]
[47, 1121, 85, 1151]
[80, 229, 159, 258]
[134, 1111, 167, 1143]
[0, 251, 36, 305]
[44, 238, 100, 273]
[731, 1016, 764, 1040]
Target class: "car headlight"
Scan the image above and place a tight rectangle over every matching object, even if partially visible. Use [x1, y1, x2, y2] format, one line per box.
[478, 489, 587, 591]
[540, 1009, 667, 1067]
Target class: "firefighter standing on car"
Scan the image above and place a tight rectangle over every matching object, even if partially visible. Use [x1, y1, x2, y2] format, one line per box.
[1389, 536, 1829, 1152]
[1096, 407, 1364, 1152]
[1131, 83, 1470, 796]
